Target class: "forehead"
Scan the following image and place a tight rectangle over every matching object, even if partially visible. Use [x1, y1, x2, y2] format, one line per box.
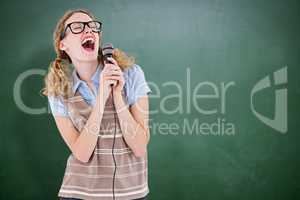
[65, 12, 93, 25]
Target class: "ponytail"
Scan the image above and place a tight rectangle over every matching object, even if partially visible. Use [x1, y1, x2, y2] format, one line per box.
[42, 57, 72, 99]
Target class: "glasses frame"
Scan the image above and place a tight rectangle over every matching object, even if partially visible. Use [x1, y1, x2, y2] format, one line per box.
[60, 20, 102, 39]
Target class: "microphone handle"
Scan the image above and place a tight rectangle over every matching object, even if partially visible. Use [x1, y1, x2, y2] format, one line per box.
[104, 56, 118, 87]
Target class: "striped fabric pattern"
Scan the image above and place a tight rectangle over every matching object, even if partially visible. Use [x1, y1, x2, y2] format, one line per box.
[59, 91, 149, 200]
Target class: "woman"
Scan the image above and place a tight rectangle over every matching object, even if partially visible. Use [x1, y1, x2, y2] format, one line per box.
[42, 9, 151, 200]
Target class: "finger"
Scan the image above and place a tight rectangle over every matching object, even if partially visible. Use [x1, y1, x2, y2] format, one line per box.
[104, 70, 121, 78]
[103, 69, 117, 79]
[104, 64, 120, 73]
[107, 74, 121, 80]
[108, 67, 121, 73]
[104, 61, 116, 67]
[106, 75, 123, 82]
[107, 68, 123, 76]
[106, 57, 118, 66]
[109, 70, 122, 76]
[107, 80, 117, 86]
[103, 63, 115, 70]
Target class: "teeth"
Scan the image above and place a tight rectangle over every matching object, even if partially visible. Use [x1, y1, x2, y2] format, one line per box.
[82, 37, 95, 45]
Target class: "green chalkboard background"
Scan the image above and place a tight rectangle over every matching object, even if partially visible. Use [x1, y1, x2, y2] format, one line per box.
[1, 0, 299, 199]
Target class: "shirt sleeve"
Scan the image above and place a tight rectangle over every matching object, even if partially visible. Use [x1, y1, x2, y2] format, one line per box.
[127, 64, 152, 106]
[48, 95, 69, 117]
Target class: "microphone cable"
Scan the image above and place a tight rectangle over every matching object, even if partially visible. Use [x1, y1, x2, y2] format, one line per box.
[111, 87, 117, 200]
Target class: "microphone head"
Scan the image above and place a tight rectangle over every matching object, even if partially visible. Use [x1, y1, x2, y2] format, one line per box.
[102, 43, 114, 58]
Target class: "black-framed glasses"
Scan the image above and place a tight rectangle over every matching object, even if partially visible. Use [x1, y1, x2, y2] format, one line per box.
[60, 21, 102, 39]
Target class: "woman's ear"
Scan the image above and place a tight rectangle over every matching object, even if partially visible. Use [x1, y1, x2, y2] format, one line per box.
[59, 41, 67, 51]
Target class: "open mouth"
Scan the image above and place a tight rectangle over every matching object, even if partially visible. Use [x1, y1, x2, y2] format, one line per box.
[81, 37, 95, 52]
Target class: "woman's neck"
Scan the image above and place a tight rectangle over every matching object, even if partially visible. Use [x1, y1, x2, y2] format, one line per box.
[72, 60, 99, 83]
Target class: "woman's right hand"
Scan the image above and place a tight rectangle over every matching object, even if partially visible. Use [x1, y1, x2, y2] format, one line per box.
[98, 62, 120, 102]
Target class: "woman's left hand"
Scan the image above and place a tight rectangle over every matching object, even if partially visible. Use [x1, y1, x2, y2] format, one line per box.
[105, 57, 125, 95]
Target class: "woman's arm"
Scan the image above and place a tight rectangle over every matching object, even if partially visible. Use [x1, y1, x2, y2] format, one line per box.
[53, 92, 106, 163]
[113, 93, 150, 158]
[52, 64, 117, 163]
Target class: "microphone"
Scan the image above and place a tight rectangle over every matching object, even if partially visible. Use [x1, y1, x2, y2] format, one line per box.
[102, 43, 117, 87]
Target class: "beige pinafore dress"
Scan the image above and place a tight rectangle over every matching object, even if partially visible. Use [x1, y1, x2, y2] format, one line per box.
[58, 90, 149, 200]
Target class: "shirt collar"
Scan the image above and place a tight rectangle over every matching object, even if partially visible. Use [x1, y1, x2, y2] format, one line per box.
[72, 63, 102, 94]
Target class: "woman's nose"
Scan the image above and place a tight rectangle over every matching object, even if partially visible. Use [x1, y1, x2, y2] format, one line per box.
[84, 24, 93, 34]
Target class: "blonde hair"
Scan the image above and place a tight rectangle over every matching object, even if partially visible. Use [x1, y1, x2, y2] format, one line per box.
[41, 9, 135, 99]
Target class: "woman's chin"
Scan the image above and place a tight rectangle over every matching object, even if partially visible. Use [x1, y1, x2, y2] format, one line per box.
[77, 54, 98, 62]
[79, 48, 98, 60]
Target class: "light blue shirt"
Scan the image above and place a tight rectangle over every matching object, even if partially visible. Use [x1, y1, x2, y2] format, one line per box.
[48, 64, 152, 117]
